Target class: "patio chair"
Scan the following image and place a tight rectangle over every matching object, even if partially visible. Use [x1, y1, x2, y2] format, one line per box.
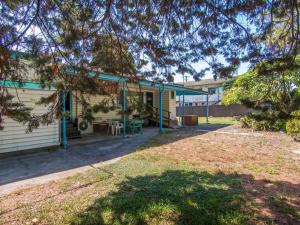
[126, 119, 143, 134]
[114, 121, 124, 136]
[107, 120, 114, 135]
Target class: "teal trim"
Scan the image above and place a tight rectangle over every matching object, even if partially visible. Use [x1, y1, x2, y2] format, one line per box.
[98, 73, 126, 82]
[206, 95, 209, 124]
[0, 80, 56, 90]
[61, 91, 68, 150]
[159, 89, 163, 133]
[122, 81, 126, 138]
[1, 74, 207, 95]
[182, 95, 185, 127]
[69, 91, 72, 121]
[139, 80, 207, 95]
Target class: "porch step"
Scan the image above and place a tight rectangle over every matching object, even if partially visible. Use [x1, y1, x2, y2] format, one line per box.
[66, 122, 81, 139]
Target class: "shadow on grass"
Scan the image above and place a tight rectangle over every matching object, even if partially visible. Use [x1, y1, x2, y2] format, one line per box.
[71, 170, 248, 225]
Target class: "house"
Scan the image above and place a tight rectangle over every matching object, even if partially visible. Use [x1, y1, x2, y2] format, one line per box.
[0, 61, 207, 155]
[176, 78, 229, 106]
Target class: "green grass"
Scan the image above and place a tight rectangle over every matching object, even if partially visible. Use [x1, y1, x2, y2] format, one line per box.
[2, 131, 298, 225]
[69, 155, 249, 225]
[2, 148, 251, 225]
[198, 117, 238, 125]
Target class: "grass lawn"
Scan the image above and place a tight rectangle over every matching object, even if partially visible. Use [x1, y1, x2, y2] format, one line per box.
[198, 116, 238, 125]
[1, 126, 300, 225]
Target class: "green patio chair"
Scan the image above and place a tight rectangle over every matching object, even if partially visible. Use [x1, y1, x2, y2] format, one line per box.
[126, 119, 143, 134]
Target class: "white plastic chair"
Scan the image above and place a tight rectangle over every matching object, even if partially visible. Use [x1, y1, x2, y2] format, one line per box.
[107, 120, 113, 135]
[114, 121, 123, 136]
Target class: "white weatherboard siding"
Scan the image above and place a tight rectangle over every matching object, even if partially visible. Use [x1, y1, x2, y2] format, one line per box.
[0, 88, 60, 154]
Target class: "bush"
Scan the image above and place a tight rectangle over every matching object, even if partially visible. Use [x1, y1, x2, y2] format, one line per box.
[239, 112, 286, 131]
[286, 119, 300, 141]
[286, 110, 300, 141]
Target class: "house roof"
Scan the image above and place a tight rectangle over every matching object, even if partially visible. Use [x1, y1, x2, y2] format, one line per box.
[94, 72, 208, 95]
[6, 52, 207, 95]
[1, 72, 208, 95]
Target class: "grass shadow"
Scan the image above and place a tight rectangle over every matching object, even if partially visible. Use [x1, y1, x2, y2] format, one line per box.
[71, 170, 248, 225]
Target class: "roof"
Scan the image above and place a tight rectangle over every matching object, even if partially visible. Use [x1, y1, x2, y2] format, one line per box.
[94, 72, 207, 95]
[1, 72, 208, 95]
[6, 52, 207, 95]
[180, 78, 229, 87]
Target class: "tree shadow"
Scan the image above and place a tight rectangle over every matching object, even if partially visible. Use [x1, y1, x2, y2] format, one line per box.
[71, 170, 249, 225]
[70, 170, 300, 225]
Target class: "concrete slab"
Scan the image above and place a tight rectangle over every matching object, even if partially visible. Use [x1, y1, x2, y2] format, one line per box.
[0, 128, 158, 195]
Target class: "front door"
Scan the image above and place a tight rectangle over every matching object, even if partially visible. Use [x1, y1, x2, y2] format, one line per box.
[64, 92, 72, 121]
[146, 92, 154, 108]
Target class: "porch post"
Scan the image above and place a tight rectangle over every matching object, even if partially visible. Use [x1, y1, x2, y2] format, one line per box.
[122, 81, 126, 138]
[159, 88, 163, 133]
[61, 90, 68, 150]
[178, 94, 181, 126]
[206, 94, 209, 124]
[182, 93, 185, 127]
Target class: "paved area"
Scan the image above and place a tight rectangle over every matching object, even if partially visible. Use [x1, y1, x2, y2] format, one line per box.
[0, 128, 158, 195]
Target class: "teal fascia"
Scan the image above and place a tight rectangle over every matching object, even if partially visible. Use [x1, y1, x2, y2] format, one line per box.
[0, 80, 56, 90]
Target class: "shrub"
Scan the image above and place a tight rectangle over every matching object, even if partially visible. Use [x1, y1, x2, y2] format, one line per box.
[286, 110, 300, 141]
[239, 112, 286, 131]
[286, 119, 300, 141]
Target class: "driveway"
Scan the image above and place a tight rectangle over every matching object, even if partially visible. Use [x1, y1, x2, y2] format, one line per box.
[0, 128, 158, 195]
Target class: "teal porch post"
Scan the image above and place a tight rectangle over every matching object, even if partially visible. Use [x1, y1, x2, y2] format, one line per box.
[61, 90, 68, 150]
[206, 94, 209, 124]
[182, 93, 185, 127]
[178, 94, 181, 126]
[159, 88, 163, 133]
[122, 81, 126, 137]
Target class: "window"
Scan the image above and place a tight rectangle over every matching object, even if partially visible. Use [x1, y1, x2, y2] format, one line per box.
[184, 103, 188, 106]
[170, 91, 175, 99]
[189, 102, 192, 106]
[208, 87, 216, 94]
[195, 103, 198, 106]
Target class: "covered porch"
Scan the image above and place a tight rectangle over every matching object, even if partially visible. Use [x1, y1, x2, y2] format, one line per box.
[61, 73, 207, 149]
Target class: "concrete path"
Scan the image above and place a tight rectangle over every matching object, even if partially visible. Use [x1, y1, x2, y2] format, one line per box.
[0, 128, 158, 195]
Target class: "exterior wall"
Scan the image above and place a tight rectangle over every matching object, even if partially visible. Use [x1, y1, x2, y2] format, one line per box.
[154, 90, 176, 119]
[71, 93, 122, 134]
[71, 84, 177, 133]
[0, 88, 60, 154]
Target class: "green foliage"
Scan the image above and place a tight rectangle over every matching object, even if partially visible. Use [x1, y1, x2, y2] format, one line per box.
[222, 57, 300, 134]
[1, 0, 300, 129]
[286, 119, 300, 141]
[239, 113, 286, 131]
[223, 60, 300, 118]
[286, 110, 300, 141]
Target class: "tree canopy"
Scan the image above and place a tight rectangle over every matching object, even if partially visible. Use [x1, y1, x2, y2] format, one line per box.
[0, 0, 299, 128]
[222, 60, 300, 118]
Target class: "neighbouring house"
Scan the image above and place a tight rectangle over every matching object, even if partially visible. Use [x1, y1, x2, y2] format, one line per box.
[0, 58, 207, 155]
[176, 78, 229, 106]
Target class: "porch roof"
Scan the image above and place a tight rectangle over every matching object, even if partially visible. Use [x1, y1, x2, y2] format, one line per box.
[1, 71, 208, 95]
[93, 72, 208, 96]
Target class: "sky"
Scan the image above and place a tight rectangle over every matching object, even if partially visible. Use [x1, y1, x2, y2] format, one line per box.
[173, 62, 250, 83]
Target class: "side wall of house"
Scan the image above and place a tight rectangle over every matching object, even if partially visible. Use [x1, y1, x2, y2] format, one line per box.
[154, 90, 176, 119]
[0, 88, 60, 154]
[71, 84, 177, 133]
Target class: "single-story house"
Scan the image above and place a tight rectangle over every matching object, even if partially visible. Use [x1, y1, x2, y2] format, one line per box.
[0, 67, 207, 155]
